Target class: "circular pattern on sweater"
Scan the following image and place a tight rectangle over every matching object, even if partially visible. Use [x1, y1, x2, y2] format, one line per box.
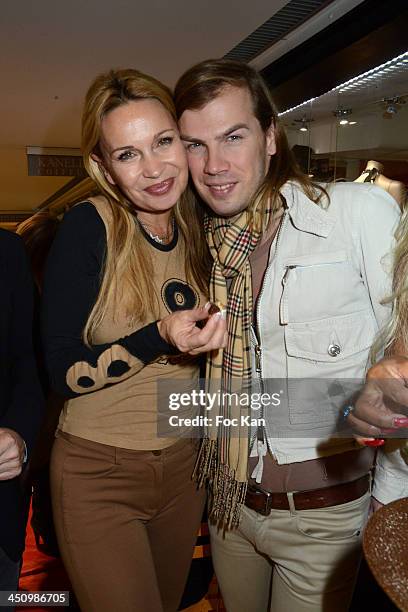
[161, 278, 198, 313]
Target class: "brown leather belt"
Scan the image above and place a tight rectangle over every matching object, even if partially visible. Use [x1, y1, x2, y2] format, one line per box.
[245, 474, 370, 516]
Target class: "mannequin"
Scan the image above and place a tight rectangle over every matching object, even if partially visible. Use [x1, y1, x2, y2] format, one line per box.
[355, 160, 406, 209]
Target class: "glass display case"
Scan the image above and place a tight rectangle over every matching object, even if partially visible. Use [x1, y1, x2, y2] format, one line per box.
[281, 51, 408, 207]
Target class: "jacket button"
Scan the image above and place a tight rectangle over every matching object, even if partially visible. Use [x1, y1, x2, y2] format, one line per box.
[328, 344, 341, 357]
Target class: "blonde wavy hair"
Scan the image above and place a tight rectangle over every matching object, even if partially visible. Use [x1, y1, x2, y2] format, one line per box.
[82, 68, 210, 344]
[372, 208, 408, 358]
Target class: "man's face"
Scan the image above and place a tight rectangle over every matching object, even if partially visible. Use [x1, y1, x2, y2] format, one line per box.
[179, 86, 276, 217]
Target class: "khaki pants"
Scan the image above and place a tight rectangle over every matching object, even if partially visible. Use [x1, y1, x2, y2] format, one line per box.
[50, 431, 206, 612]
[210, 492, 370, 612]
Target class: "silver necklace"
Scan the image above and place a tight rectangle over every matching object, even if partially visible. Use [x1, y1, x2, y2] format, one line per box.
[139, 217, 174, 244]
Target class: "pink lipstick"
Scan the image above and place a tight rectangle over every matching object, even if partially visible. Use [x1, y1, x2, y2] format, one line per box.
[145, 178, 174, 196]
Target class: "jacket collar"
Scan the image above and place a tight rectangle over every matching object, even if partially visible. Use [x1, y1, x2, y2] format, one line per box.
[280, 182, 335, 238]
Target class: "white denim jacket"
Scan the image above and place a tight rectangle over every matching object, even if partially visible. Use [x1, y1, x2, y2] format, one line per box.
[250, 180, 405, 501]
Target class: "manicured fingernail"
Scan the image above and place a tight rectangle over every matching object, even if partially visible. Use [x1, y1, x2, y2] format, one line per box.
[364, 439, 385, 447]
[393, 417, 408, 427]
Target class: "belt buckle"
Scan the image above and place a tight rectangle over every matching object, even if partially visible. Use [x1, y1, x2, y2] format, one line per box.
[248, 484, 273, 516]
[260, 489, 273, 516]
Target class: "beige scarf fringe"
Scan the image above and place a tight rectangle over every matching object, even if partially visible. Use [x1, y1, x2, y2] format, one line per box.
[194, 206, 272, 528]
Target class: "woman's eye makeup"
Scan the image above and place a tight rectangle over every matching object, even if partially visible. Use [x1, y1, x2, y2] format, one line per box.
[117, 150, 135, 162]
[114, 134, 175, 161]
[158, 136, 173, 146]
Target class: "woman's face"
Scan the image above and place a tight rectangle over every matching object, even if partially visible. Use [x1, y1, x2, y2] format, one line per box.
[97, 99, 188, 215]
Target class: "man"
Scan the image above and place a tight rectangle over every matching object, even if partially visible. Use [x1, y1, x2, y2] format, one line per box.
[0, 228, 43, 603]
[175, 59, 400, 611]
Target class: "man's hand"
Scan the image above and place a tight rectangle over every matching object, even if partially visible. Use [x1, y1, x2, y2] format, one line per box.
[157, 304, 227, 355]
[0, 428, 26, 480]
[348, 356, 408, 439]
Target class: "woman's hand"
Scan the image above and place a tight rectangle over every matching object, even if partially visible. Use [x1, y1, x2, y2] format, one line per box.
[157, 303, 227, 355]
[348, 356, 408, 441]
[370, 497, 384, 514]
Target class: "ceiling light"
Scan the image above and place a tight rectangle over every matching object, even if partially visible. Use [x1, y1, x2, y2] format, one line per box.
[279, 97, 316, 117]
[333, 108, 353, 120]
[278, 50, 408, 116]
[382, 96, 406, 117]
[349, 121, 357, 125]
[294, 115, 313, 131]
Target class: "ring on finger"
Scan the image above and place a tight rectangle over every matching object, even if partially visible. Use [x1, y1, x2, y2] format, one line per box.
[342, 405, 354, 420]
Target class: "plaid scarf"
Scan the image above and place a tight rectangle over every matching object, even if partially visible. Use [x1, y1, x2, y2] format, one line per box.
[194, 206, 272, 528]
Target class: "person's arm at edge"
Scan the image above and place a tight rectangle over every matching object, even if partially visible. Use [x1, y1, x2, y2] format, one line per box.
[2, 234, 44, 460]
[357, 190, 407, 506]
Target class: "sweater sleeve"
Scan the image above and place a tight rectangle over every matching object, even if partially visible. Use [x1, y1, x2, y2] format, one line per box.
[41, 202, 177, 399]
[2, 233, 44, 458]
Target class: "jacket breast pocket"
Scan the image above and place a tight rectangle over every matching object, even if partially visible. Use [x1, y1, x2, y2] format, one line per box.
[280, 250, 369, 325]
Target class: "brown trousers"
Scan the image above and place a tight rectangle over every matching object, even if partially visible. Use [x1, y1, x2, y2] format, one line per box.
[50, 431, 206, 612]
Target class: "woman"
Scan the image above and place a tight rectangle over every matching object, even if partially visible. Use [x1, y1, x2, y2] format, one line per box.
[42, 68, 226, 612]
[347, 205, 408, 509]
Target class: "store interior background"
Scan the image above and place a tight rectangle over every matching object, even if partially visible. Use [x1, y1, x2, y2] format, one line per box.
[282, 51, 408, 187]
[1, 0, 407, 610]
[0, 0, 407, 231]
